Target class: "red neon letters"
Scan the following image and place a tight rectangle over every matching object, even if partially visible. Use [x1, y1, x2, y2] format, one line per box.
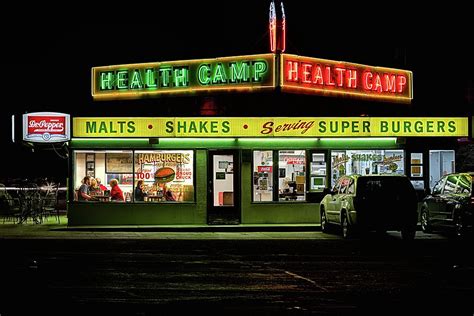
[282, 55, 412, 102]
[286, 61, 407, 94]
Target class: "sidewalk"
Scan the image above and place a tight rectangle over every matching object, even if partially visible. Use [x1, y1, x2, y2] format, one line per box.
[0, 216, 331, 240]
[1, 216, 436, 240]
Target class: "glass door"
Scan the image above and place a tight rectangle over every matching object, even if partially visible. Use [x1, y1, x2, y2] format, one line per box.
[208, 150, 240, 224]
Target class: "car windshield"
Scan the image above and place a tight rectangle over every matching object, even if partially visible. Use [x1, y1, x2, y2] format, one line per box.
[357, 177, 414, 197]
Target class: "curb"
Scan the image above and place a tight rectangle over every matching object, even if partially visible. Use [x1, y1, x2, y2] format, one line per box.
[54, 225, 321, 233]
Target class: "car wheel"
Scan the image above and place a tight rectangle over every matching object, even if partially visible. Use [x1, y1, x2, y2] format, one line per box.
[421, 208, 432, 233]
[454, 214, 465, 238]
[401, 226, 416, 241]
[320, 208, 328, 233]
[341, 213, 351, 239]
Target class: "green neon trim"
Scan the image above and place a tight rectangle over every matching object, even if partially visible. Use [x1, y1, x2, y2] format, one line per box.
[173, 67, 189, 87]
[197, 64, 211, 85]
[71, 137, 399, 150]
[212, 63, 227, 84]
[145, 69, 158, 88]
[159, 67, 172, 87]
[253, 61, 267, 82]
[116, 70, 128, 90]
[130, 70, 144, 89]
[230, 62, 250, 83]
[100, 72, 114, 90]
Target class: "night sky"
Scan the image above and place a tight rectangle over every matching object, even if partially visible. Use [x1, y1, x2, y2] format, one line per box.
[1, 2, 473, 182]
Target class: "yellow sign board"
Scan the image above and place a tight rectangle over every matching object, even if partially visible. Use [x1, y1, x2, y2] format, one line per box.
[73, 117, 468, 138]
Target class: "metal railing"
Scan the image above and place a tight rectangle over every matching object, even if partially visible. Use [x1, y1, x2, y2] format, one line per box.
[0, 182, 66, 224]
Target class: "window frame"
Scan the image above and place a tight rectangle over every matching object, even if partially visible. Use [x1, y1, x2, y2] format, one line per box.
[72, 148, 197, 204]
[251, 149, 309, 203]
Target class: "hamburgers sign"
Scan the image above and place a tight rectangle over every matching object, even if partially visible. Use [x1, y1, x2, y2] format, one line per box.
[23, 112, 70, 143]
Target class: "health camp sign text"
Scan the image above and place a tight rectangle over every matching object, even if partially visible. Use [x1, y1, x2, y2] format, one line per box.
[281, 54, 413, 103]
[92, 54, 412, 103]
[73, 117, 467, 138]
[92, 54, 275, 100]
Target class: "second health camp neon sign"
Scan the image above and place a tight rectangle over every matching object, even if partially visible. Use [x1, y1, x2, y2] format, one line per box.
[281, 54, 413, 103]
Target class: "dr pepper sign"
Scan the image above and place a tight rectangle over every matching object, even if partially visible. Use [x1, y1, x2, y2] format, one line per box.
[23, 112, 71, 143]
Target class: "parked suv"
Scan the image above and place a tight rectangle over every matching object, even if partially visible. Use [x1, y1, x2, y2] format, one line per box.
[320, 175, 418, 240]
[421, 172, 473, 237]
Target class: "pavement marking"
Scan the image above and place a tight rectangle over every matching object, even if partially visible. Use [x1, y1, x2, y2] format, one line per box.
[284, 270, 329, 292]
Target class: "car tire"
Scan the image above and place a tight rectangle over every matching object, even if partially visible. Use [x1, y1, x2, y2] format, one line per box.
[320, 207, 329, 233]
[341, 213, 351, 239]
[401, 226, 416, 241]
[421, 207, 432, 233]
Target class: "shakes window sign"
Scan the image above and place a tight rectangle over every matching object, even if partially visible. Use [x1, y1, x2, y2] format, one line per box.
[73, 117, 468, 138]
[23, 112, 71, 143]
[92, 54, 276, 100]
[281, 54, 413, 103]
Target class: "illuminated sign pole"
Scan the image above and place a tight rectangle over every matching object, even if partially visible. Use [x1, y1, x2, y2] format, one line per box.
[269, 1, 286, 53]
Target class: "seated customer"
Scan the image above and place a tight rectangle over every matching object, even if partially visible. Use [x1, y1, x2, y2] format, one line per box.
[96, 178, 108, 191]
[78, 176, 92, 201]
[109, 179, 125, 202]
[89, 178, 102, 196]
[164, 185, 176, 201]
[134, 180, 147, 201]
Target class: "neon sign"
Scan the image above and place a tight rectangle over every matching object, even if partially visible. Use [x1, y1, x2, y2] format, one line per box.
[92, 54, 275, 100]
[269, 1, 286, 53]
[281, 54, 413, 103]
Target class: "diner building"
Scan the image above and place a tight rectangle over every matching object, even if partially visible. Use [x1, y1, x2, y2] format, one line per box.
[58, 2, 472, 226]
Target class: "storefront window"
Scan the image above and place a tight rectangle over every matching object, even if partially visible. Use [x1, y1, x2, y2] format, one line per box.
[253, 151, 273, 202]
[134, 150, 194, 202]
[429, 150, 455, 189]
[74, 150, 133, 202]
[278, 150, 306, 201]
[331, 150, 405, 187]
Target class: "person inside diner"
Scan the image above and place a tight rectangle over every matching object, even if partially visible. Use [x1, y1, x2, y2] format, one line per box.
[89, 178, 102, 196]
[134, 180, 147, 202]
[164, 184, 176, 201]
[109, 179, 125, 202]
[78, 176, 92, 201]
[96, 178, 108, 191]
